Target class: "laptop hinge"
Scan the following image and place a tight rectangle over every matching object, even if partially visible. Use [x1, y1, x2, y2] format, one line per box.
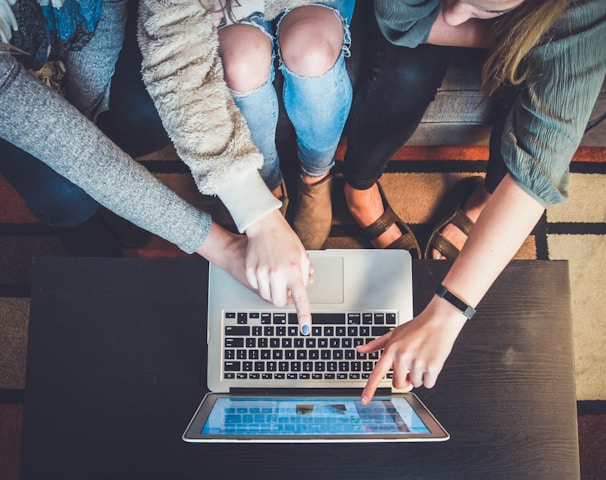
[228, 387, 393, 396]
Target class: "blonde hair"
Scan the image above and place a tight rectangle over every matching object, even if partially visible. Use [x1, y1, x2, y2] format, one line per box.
[482, 0, 571, 96]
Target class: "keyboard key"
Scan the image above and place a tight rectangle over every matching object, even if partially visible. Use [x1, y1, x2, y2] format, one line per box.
[224, 361, 241, 371]
[372, 326, 392, 337]
[226, 326, 250, 336]
[225, 338, 244, 348]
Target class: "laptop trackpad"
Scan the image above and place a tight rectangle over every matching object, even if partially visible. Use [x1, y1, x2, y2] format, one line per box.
[307, 255, 344, 304]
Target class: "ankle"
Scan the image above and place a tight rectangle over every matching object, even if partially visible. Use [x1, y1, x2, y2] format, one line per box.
[462, 183, 491, 222]
[344, 183, 382, 223]
[301, 171, 329, 186]
[271, 184, 284, 200]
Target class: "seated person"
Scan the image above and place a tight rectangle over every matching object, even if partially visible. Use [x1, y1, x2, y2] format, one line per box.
[341, 0, 605, 401]
[218, 0, 355, 249]
[137, 0, 356, 251]
[0, 0, 312, 329]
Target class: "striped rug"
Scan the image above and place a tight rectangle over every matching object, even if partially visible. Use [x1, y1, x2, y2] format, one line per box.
[1, 144, 605, 479]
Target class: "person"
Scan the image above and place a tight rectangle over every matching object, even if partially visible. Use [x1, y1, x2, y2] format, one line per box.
[342, 0, 605, 403]
[137, 0, 356, 251]
[0, 0, 313, 330]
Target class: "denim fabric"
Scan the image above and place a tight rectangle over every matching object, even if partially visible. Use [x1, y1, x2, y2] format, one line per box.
[0, 0, 127, 225]
[229, 0, 356, 190]
[0, 0, 129, 226]
[0, 0, 169, 227]
[96, 0, 170, 158]
[0, 137, 99, 226]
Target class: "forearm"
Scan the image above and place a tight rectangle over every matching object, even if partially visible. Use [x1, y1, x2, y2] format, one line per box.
[440, 174, 545, 309]
[137, 0, 280, 231]
[0, 55, 211, 253]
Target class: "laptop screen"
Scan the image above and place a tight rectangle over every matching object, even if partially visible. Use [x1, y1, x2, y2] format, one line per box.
[183, 392, 449, 442]
[202, 396, 429, 436]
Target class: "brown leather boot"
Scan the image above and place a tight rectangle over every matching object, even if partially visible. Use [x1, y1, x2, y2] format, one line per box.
[277, 179, 289, 217]
[293, 173, 333, 250]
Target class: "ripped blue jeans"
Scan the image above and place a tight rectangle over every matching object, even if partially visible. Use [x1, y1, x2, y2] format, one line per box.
[227, 1, 355, 191]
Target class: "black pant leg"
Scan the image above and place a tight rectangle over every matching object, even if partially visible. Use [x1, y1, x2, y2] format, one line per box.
[343, 14, 450, 190]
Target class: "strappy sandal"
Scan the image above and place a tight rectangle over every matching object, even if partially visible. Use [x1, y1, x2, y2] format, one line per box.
[424, 176, 484, 260]
[358, 182, 422, 258]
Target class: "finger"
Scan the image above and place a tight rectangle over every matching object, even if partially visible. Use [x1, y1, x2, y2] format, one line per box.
[252, 269, 272, 302]
[300, 252, 312, 287]
[289, 278, 312, 336]
[421, 367, 440, 389]
[269, 274, 288, 308]
[355, 331, 391, 353]
[0, 0, 17, 30]
[360, 354, 392, 405]
[307, 263, 314, 285]
[392, 368, 411, 391]
[0, 16, 11, 43]
[409, 363, 426, 388]
[245, 264, 259, 291]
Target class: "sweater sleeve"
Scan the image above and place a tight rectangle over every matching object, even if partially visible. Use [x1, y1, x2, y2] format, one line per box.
[0, 54, 211, 254]
[501, 0, 606, 206]
[137, 0, 280, 232]
[374, 0, 440, 48]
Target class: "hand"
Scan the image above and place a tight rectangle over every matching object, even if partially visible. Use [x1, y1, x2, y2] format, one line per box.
[244, 210, 313, 333]
[357, 297, 467, 404]
[195, 222, 251, 287]
[0, 0, 17, 44]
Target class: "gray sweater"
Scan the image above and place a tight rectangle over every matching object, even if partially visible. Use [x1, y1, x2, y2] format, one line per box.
[0, 53, 211, 253]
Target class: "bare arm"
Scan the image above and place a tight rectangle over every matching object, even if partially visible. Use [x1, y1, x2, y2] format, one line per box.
[358, 174, 545, 402]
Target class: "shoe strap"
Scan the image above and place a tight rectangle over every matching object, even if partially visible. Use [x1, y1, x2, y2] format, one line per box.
[360, 205, 399, 241]
[450, 208, 475, 236]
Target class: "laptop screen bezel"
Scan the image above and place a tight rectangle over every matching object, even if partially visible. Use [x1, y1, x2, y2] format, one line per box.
[182, 392, 449, 443]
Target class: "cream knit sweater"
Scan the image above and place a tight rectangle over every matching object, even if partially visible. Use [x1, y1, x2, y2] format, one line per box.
[138, 0, 316, 232]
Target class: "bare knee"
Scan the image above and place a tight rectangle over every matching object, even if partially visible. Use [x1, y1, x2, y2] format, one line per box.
[279, 6, 344, 77]
[218, 24, 272, 92]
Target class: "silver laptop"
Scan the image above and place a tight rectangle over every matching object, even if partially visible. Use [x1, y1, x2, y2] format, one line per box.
[183, 249, 449, 442]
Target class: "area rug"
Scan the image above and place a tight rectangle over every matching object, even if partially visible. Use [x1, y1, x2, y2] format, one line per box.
[1, 144, 605, 479]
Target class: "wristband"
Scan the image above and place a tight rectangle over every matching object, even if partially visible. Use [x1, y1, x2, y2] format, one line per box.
[434, 285, 476, 320]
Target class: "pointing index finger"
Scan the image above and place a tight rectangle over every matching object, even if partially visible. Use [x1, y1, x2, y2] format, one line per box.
[360, 353, 393, 405]
[289, 278, 312, 335]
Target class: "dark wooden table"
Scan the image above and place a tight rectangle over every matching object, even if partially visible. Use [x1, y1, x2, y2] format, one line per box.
[21, 257, 579, 480]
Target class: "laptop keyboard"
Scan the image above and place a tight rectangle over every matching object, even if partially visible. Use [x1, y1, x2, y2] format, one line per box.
[222, 312, 396, 382]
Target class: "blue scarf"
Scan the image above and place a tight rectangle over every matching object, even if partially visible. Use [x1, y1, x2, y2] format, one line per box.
[38, 0, 102, 42]
[9, 0, 102, 69]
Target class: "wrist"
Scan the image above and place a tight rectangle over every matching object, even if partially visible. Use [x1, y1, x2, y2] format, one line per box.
[434, 284, 476, 320]
[244, 209, 285, 238]
[216, 170, 281, 233]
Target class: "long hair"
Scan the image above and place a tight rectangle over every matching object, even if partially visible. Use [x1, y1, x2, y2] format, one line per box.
[205, 0, 237, 22]
[482, 0, 571, 96]
[0, 42, 28, 55]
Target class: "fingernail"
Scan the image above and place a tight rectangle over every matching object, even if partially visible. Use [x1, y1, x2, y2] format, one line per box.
[301, 324, 310, 336]
[433, 252, 441, 260]
[361, 395, 368, 405]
